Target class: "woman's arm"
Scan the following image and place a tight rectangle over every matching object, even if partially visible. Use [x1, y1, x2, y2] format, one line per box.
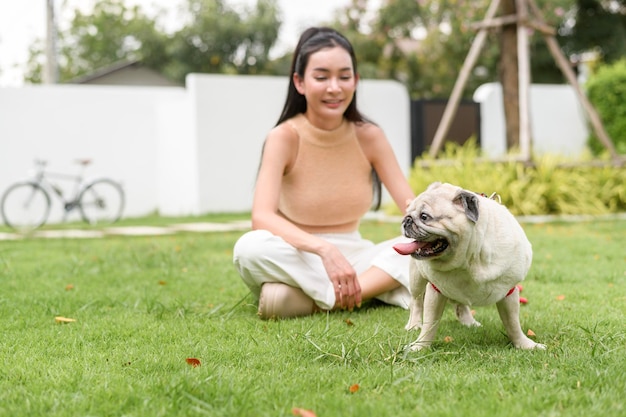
[357, 123, 415, 214]
[251, 124, 328, 253]
[251, 124, 362, 309]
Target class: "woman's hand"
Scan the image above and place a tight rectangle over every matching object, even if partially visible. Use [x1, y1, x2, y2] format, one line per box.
[319, 243, 362, 311]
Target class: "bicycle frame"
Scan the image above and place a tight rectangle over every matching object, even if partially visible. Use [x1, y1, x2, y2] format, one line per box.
[31, 160, 91, 215]
[2, 159, 125, 230]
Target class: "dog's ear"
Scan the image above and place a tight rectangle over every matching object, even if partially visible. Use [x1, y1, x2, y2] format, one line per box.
[426, 181, 442, 190]
[453, 191, 479, 223]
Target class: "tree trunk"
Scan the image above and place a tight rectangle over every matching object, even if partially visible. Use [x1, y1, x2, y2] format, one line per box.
[44, 0, 59, 84]
[500, 0, 519, 150]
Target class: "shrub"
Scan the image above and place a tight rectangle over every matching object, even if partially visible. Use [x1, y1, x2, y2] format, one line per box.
[391, 140, 626, 216]
[585, 59, 626, 155]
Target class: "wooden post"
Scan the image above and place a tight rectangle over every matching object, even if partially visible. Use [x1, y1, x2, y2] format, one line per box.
[428, 0, 502, 158]
[427, 0, 619, 162]
[500, 0, 520, 152]
[526, 0, 620, 161]
[515, 0, 532, 161]
[44, 0, 58, 84]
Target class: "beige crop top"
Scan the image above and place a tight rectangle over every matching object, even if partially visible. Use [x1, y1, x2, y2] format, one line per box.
[278, 113, 373, 232]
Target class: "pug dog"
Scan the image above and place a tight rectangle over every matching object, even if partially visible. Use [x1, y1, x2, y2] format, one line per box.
[394, 182, 545, 351]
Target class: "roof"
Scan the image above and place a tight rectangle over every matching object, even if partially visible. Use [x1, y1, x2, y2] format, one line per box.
[68, 60, 182, 87]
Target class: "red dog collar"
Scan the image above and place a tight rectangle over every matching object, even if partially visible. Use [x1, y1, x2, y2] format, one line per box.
[430, 283, 516, 297]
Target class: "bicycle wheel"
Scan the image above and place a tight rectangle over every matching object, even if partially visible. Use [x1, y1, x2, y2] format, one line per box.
[78, 179, 125, 225]
[0, 182, 52, 232]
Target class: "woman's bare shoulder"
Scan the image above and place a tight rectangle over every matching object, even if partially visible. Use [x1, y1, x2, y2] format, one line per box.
[355, 121, 387, 150]
[262, 121, 300, 170]
[266, 121, 299, 145]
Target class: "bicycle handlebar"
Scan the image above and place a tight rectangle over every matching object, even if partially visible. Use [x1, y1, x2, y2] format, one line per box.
[34, 158, 93, 170]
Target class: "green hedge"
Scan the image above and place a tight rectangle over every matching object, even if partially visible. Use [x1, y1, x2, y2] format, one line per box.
[393, 141, 626, 216]
[586, 59, 626, 155]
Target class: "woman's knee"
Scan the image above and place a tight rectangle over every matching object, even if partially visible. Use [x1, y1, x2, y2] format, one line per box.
[234, 229, 268, 258]
[233, 229, 279, 266]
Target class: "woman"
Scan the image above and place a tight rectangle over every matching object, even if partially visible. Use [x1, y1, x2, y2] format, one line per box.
[233, 27, 416, 319]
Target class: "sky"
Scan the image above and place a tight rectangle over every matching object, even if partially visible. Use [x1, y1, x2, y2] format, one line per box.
[0, 0, 380, 87]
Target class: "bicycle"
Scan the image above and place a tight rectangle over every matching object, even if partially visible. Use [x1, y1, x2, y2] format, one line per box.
[1, 159, 125, 232]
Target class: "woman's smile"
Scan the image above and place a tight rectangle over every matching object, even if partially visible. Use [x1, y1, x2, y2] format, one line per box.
[293, 46, 358, 127]
[323, 98, 344, 108]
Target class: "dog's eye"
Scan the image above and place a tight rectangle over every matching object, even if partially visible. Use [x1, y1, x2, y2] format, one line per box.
[420, 212, 430, 222]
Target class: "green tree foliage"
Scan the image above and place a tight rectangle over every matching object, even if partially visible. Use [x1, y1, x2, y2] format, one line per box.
[560, 0, 626, 64]
[24, 0, 280, 84]
[326, 0, 388, 79]
[585, 59, 626, 155]
[528, 1, 568, 84]
[404, 140, 626, 216]
[25, 0, 167, 83]
[165, 0, 280, 81]
[396, 0, 500, 99]
[330, 0, 573, 99]
[20, 0, 624, 101]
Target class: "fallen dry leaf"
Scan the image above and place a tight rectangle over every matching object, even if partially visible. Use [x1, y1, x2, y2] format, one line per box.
[55, 316, 76, 324]
[65, 284, 74, 291]
[292, 408, 317, 417]
[349, 384, 360, 393]
[443, 336, 454, 343]
[185, 358, 201, 367]
[527, 329, 536, 337]
[344, 318, 354, 326]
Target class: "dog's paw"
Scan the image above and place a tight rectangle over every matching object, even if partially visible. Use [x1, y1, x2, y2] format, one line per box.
[405, 321, 423, 331]
[524, 342, 546, 350]
[455, 304, 481, 327]
[408, 341, 429, 351]
[460, 317, 481, 327]
[514, 338, 547, 350]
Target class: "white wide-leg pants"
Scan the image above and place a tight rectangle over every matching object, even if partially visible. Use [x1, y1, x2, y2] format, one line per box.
[233, 229, 411, 310]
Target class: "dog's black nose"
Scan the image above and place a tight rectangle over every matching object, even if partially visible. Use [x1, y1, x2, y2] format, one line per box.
[402, 216, 413, 230]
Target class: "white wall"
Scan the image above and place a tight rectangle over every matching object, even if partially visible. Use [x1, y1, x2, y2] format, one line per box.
[155, 89, 197, 215]
[0, 75, 411, 221]
[0, 77, 591, 224]
[185, 74, 412, 214]
[0, 84, 179, 223]
[474, 83, 589, 157]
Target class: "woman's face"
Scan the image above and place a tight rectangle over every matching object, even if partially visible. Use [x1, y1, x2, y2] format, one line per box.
[294, 46, 358, 127]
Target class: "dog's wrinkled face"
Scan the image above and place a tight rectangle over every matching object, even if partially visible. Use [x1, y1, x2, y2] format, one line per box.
[397, 182, 479, 260]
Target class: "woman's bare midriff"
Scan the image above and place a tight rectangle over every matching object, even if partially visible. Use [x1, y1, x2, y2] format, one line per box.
[280, 213, 360, 234]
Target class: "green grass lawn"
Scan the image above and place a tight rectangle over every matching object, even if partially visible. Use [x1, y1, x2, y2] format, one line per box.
[0, 217, 624, 417]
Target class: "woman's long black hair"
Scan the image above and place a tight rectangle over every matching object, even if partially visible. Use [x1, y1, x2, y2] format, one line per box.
[274, 27, 381, 210]
[276, 27, 368, 126]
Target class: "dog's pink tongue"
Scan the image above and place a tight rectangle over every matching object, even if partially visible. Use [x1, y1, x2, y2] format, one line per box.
[393, 241, 423, 255]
